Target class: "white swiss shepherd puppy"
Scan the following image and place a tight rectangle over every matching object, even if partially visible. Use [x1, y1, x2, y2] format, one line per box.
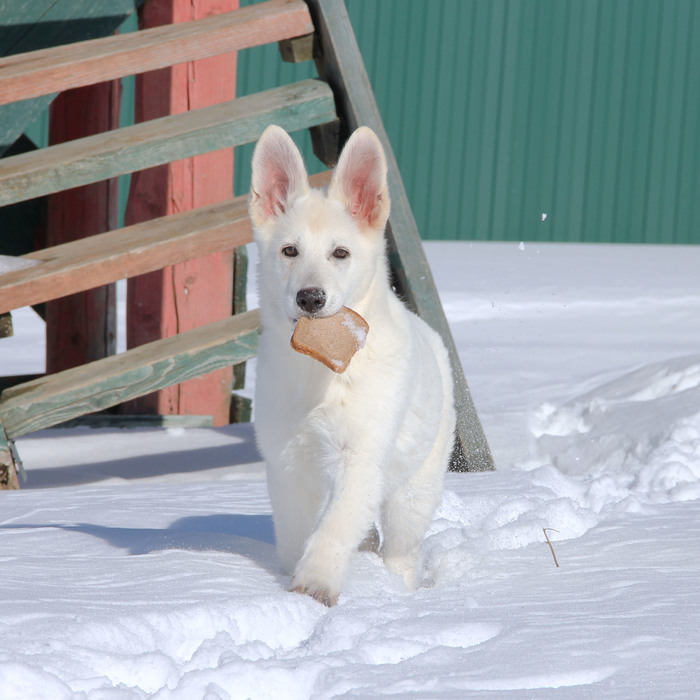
[249, 125, 455, 606]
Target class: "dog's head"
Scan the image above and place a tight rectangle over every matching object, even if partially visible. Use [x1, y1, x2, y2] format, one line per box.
[249, 125, 391, 323]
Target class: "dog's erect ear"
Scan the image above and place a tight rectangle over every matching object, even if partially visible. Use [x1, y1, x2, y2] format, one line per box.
[328, 127, 390, 231]
[249, 125, 309, 228]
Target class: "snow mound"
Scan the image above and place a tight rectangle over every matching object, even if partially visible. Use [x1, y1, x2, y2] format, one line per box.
[4, 243, 700, 698]
[532, 355, 700, 504]
[416, 356, 700, 586]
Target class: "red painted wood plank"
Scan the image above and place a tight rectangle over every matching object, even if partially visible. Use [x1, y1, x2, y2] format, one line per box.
[0, 0, 313, 106]
[124, 0, 238, 426]
[45, 80, 121, 374]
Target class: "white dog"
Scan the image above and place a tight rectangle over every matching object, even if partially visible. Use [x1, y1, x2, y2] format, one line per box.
[249, 125, 455, 606]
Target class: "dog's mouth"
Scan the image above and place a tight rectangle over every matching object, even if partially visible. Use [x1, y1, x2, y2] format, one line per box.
[292, 310, 325, 323]
[291, 307, 342, 324]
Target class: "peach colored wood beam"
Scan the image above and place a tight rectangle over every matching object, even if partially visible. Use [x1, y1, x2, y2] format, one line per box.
[0, 171, 331, 315]
[0, 0, 313, 106]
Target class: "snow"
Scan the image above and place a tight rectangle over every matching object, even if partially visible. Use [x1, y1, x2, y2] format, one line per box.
[0, 255, 39, 275]
[340, 315, 367, 349]
[2, 241, 700, 699]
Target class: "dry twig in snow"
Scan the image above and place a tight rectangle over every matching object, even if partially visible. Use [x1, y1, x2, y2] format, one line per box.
[543, 528, 560, 568]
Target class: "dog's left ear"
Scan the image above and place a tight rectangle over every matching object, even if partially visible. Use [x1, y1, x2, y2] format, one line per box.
[328, 127, 390, 231]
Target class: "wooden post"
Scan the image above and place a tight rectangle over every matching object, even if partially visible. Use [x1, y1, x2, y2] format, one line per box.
[0, 425, 20, 490]
[0, 313, 12, 338]
[46, 81, 121, 373]
[124, 0, 238, 426]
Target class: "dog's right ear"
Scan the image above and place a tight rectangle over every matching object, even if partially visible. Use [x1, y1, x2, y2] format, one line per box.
[249, 125, 309, 229]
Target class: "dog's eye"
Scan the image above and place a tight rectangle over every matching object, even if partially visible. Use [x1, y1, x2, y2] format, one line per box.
[281, 245, 298, 257]
[333, 247, 350, 259]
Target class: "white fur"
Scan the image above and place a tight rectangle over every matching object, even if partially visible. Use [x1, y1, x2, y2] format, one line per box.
[249, 125, 456, 606]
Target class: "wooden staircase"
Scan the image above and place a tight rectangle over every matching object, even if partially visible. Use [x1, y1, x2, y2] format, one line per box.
[0, 0, 493, 489]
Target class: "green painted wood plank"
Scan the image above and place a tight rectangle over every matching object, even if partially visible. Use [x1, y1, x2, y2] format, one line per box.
[0, 309, 260, 439]
[0, 135, 48, 258]
[0, 79, 336, 207]
[308, 0, 493, 472]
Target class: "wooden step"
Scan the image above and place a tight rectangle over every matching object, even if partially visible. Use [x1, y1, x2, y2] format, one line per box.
[0, 196, 250, 315]
[0, 0, 314, 106]
[0, 171, 331, 315]
[0, 79, 336, 207]
[0, 309, 261, 440]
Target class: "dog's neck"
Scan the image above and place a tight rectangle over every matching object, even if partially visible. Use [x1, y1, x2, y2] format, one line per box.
[350, 249, 393, 322]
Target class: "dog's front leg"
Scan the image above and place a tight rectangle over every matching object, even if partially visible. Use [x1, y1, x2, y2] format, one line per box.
[291, 451, 382, 607]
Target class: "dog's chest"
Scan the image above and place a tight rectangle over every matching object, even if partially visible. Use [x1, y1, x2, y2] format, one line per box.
[256, 344, 355, 445]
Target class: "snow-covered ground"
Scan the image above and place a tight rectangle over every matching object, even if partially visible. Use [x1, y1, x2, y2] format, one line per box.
[1, 241, 699, 699]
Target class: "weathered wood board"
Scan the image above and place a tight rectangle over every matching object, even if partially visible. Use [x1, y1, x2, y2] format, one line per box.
[0, 312, 12, 337]
[0, 425, 20, 490]
[0, 0, 312, 106]
[0, 309, 260, 439]
[0, 79, 336, 208]
[0, 197, 249, 314]
[0, 171, 331, 315]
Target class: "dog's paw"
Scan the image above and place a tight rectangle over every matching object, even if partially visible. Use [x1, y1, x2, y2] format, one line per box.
[291, 539, 345, 607]
[291, 583, 338, 607]
[383, 553, 418, 591]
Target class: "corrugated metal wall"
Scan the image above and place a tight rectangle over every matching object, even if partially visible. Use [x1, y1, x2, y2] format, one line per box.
[236, 0, 700, 244]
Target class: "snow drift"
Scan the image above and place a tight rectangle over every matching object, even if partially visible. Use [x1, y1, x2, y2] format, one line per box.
[2, 241, 700, 698]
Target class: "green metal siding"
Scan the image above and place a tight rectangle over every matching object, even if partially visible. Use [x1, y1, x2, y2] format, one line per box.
[236, 0, 700, 244]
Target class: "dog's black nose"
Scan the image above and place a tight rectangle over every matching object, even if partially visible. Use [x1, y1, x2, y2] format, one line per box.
[296, 287, 326, 313]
